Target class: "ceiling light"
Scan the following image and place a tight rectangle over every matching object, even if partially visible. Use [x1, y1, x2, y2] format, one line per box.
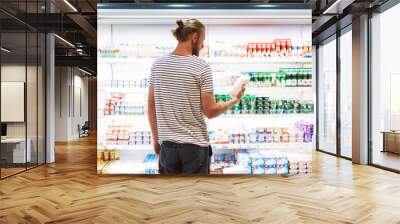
[322, 0, 354, 15]
[1, 47, 11, 53]
[63, 0, 78, 12]
[168, 4, 190, 8]
[54, 34, 75, 48]
[78, 67, 92, 76]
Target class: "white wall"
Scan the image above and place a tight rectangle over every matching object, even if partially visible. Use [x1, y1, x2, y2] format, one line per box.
[55, 67, 89, 141]
[1, 65, 26, 139]
[1, 64, 46, 163]
[72, 73, 89, 138]
[55, 66, 69, 141]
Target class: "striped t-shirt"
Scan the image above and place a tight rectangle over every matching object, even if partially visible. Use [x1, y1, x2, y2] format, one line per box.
[149, 54, 213, 147]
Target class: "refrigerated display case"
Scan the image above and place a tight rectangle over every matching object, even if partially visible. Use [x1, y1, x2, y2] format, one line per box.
[97, 3, 314, 175]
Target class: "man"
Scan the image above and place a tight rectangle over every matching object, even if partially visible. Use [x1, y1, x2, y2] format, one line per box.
[147, 19, 245, 175]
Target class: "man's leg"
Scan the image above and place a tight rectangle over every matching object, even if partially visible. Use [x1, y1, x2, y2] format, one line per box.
[159, 142, 180, 174]
[179, 144, 210, 175]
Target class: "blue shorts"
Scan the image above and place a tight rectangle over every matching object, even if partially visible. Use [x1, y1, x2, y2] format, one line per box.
[159, 141, 212, 175]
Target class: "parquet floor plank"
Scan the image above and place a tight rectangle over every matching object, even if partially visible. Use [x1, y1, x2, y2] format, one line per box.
[0, 135, 400, 223]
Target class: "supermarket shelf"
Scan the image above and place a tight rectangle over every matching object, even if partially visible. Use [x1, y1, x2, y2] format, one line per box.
[217, 113, 314, 119]
[98, 160, 155, 174]
[99, 114, 147, 118]
[211, 142, 313, 150]
[99, 113, 314, 119]
[98, 113, 314, 121]
[207, 57, 312, 64]
[101, 145, 152, 151]
[100, 142, 312, 150]
[98, 115, 149, 123]
[98, 57, 312, 64]
[98, 58, 155, 64]
[214, 86, 313, 95]
[102, 87, 148, 93]
[100, 86, 313, 95]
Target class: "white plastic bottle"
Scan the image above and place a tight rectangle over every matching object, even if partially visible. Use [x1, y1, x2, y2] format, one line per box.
[230, 74, 250, 97]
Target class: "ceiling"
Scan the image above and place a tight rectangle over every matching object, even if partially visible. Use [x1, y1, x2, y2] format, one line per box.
[0, 0, 389, 75]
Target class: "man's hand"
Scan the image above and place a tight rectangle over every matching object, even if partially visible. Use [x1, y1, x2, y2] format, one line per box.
[153, 142, 161, 155]
[201, 84, 246, 119]
[232, 84, 246, 103]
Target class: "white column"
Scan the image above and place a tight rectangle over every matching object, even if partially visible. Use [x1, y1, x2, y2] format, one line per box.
[352, 14, 369, 164]
[46, 33, 55, 163]
[45, 0, 56, 163]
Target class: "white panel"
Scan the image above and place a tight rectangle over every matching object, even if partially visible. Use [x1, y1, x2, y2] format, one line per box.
[98, 9, 311, 23]
[1, 82, 25, 122]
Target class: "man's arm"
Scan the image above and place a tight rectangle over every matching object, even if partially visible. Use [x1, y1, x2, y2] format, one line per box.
[147, 86, 160, 154]
[201, 85, 245, 119]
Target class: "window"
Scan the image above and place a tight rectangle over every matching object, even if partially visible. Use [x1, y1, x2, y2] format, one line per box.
[339, 28, 352, 158]
[370, 3, 400, 171]
[317, 37, 337, 154]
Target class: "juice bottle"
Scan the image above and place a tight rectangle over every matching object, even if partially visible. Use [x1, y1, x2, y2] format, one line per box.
[303, 69, 308, 86]
[256, 43, 262, 57]
[251, 95, 257, 114]
[266, 73, 271, 87]
[281, 128, 289, 143]
[249, 72, 256, 86]
[271, 42, 276, 57]
[246, 43, 251, 57]
[294, 69, 299, 86]
[304, 69, 309, 86]
[266, 42, 271, 57]
[279, 72, 286, 87]
[286, 69, 292, 87]
[298, 69, 304, 87]
[265, 128, 273, 143]
[264, 97, 270, 114]
[103, 150, 110, 161]
[281, 39, 287, 56]
[277, 100, 284, 114]
[282, 70, 288, 87]
[287, 39, 292, 57]
[261, 43, 267, 57]
[272, 72, 278, 87]
[259, 73, 264, 87]
[275, 39, 281, 57]
[272, 128, 280, 143]
[255, 97, 262, 114]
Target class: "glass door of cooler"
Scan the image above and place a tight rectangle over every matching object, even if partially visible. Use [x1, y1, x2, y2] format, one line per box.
[97, 5, 314, 175]
[205, 24, 314, 175]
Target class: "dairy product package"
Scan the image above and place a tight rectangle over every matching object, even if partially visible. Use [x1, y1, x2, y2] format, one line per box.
[230, 74, 250, 97]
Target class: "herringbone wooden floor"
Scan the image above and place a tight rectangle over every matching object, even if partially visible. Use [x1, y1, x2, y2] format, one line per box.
[1, 136, 400, 224]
